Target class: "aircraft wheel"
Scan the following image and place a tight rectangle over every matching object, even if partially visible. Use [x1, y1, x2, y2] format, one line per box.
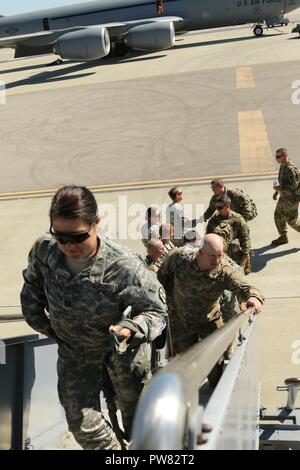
[253, 25, 264, 37]
[114, 42, 130, 57]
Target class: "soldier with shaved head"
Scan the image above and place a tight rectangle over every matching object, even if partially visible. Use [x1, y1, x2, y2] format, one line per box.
[145, 238, 165, 272]
[157, 234, 263, 386]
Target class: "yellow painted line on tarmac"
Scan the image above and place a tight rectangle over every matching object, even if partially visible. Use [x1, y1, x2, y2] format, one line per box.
[0, 171, 277, 201]
[239, 110, 275, 173]
[236, 66, 255, 89]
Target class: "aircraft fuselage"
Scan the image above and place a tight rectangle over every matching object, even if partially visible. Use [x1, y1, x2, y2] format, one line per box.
[0, 0, 300, 39]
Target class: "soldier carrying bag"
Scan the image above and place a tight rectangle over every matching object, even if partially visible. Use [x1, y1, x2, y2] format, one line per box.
[293, 166, 300, 201]
[233, 188, 258, 221]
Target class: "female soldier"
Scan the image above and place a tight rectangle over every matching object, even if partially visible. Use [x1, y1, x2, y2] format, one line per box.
[21, 185, 167, 450]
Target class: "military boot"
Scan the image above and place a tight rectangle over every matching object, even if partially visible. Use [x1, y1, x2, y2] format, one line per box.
[271, 233, 288, 246]
[78, 408, 122, 450]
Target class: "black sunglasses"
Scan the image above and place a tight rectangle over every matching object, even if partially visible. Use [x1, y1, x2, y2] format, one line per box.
[216, 205, 226, 210]
[50, 221, 95, 245]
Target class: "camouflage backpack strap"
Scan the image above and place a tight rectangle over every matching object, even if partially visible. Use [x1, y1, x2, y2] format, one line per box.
[291, 162, 300, 200]
[233, 188, 258, 221]
[214, 221, 234, 243]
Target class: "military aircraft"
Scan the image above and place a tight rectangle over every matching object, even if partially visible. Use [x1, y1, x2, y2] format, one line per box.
[0, 0, 299, 62]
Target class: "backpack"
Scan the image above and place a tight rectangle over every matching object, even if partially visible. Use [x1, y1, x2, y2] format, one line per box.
[295, 183, 300, 201]
[293, 166, 300, 201]
[234, 189, 258, 221]
[279, 162, 300, 202]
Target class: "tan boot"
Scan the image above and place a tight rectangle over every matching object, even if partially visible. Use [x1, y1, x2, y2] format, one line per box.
[271, 234, 288, 245]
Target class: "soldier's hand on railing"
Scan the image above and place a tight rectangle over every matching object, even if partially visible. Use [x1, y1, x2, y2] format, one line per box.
[109, 325, 132, 342]
[246, 297, 262, 314]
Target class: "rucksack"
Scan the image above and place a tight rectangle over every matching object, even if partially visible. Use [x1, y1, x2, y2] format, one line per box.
[295, 183, 300, 201]
[234, 189, 258, 221]
[292, 166, 300, 201]
[278, 162, 300, 202]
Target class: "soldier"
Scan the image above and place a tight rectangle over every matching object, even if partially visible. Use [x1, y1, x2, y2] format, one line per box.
[206, 194, 252, 275]
[272, 148, 300, 245]
[159, 223, 175, 256]
[157, 234, 263, 386]
[145, 238, 165, 272]
[141, 206, 160, 247]
[204, 178, 256, 222]
[156, 0, 164, 15]
[183, 230, 202, 251]
[21, 185, 167, 449]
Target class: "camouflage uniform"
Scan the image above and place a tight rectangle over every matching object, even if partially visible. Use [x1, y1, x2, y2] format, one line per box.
[220, 255, 242, 323]
[275, 161, 300, 235]
[21, 234, 167, 449]
[157, 248, 263, 356]
[144, 255, 163, 273]
[221, 256, 243, 360]
[204, 188, 253, 222]
[206, 211, 251, 271]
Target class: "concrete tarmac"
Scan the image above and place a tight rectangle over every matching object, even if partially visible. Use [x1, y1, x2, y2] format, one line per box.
[1, 24, 300, 191]
[1, 19, 300, 411]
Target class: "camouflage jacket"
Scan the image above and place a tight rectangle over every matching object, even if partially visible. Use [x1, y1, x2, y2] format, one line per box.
[206, 211, 251, 256]
[21, 234, 167, 354]
[204, 188, 253, 221]
[144, 255, 162, 273]
[278, 161, 300, 202]
[157, 249, 263, 332]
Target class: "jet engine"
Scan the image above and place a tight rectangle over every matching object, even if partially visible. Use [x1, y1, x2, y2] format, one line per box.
[127, 21, 175, 52]
[54, 26, 110, 61]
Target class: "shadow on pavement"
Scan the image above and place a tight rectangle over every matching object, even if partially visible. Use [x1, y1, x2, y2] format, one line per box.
[252, 244, 300, 273]
[4, 53, 167, 90]
[173, 32, 284, 50]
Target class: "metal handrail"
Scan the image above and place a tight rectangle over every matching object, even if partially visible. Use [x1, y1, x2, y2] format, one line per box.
[131, 307, 255, 450]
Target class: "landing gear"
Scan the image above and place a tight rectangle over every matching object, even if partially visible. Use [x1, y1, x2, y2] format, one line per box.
[114, 40, 130, 57]
[253, 24, 264, 37]
[47, 58, 64, 66]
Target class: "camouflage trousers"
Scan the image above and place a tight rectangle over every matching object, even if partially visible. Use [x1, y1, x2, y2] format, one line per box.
[220, 290, 241, 323]
[57, 349, 120, 450]
[169, 314, 224, 388]
[275, 198, 300, 235]
[105, 345, 151, 439]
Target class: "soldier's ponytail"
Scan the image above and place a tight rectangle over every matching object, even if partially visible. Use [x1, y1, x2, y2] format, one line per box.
[50, 185, 98, 225]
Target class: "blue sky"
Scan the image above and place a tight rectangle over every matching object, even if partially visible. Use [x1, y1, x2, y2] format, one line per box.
[1, 1, 90, 16]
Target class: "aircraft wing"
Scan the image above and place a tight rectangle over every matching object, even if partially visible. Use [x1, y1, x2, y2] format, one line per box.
[0, 16, 183, 48]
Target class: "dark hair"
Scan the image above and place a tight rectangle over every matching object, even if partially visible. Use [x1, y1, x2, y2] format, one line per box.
[168, 186, 181, 201]
[275, 148, 287, 156]
[50, 185, 98, 224]
[216, 194, 231, 206]
[145, 206, 160, 221]
[211, 178, 224, 187]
